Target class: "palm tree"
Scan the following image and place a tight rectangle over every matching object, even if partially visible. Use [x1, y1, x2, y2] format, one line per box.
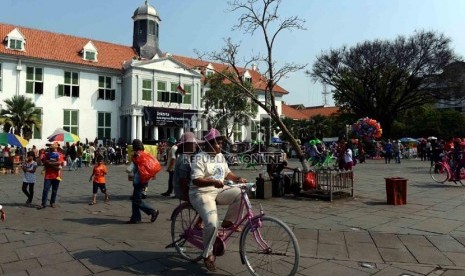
[0, 95, 42, 139]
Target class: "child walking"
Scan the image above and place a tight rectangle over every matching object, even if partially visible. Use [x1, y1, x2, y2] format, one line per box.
[22, 151, 37, 206]
[88, 155, 109, 205]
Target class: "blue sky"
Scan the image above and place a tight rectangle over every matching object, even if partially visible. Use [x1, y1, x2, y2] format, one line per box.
[2, 0, 465, 107]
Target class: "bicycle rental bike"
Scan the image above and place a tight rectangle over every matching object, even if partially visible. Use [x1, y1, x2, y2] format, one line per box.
[167, 181, 300, 276]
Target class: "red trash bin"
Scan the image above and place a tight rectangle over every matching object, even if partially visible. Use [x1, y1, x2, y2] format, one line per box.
[385, 177, 407, 205]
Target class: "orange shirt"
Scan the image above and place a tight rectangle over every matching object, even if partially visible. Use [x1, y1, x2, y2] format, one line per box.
[92, 164, 107, 184]
[44, 152, 64, 180]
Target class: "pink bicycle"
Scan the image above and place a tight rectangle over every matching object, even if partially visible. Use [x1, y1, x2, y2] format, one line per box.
[168, 182, 300, 275]
[430, 153, 465, 184]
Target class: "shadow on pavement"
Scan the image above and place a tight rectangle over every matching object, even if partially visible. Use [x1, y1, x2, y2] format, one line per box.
[63, 217, 124, 225]
[71, 249, 226, 275]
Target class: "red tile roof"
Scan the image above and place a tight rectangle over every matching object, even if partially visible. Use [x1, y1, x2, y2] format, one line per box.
[281, 104, 340, 120]
[172, 55, 288, 94]
[281, 104, 309, 120]
[300, 106, 340, 117]
[0, 23, 136, 70]
[0, 23, 288, 94]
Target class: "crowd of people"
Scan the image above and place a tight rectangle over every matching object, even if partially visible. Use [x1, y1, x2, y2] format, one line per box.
[0, 129, 250, 272]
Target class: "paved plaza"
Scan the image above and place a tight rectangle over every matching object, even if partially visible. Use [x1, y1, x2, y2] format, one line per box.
[1, 158, 465, 275]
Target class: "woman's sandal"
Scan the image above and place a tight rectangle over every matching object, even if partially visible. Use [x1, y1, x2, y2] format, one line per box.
[204, 256, 216, 272]
[88, 201, 97, 205]
[221, 221, 243, 232]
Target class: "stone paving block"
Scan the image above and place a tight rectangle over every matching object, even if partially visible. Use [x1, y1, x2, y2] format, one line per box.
[427, 235, 465, 253]
[58, 237, 110, 251]
[37, 252, 74, 266]
[319, 230, 345, 245]
[444, 252, 465, 266]
[347, 243, 383, 262]
[0, 247, 19, 264]
[441, 269, 465, 276]
[295, 256, 325, 269]
[317, 243, 348, 260]
[297, 239, 317, 257]
[0, 258, 41, 274]
[371, 233, 405, 249]
[332, 260, 387, 274]
[344, 231, 373, 244]
[300, 260, 370, 276]
[399, 235, 434, 247]
[372, 265, 423, 276]
[69, 247, 106, 260]
[405, 245, 453, 265]
[15, 242, 66, 260]
[23, 236, 56, 247]
[27, 260, 91, 276]
[378, 247, 417, 263]
[0, 234, 8, 244]
[409, 218, 465, 234]
[292, 228, 318, 240]
[390, 263, 437, 275]
[80, 251, 139, 273]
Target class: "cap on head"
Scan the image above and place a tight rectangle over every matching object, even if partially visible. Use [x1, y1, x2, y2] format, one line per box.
[204, 128, 225, 142]
[132, 139, 144, 151]
[167, 137, 177, 144]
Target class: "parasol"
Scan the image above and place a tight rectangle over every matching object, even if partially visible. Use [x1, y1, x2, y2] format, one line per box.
[0, 133, 28, 147]
[47, 128, 80, 142]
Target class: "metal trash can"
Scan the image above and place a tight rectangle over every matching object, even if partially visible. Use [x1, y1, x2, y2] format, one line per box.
[385, 177, 407, 205]
[256, 174, 272, 199]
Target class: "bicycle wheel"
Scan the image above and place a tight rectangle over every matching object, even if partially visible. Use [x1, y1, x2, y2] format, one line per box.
[171, 204, 203, 262]
[430, 163, 449, 183]
[240, 216, 300, 276]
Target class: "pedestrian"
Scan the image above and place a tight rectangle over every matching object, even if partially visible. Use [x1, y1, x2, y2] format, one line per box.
[126, 139, 159, 224]
[173, 132, 202, 201]
[0, 205, 5, 221]
[37, 143, 64, 209]
[189, 128, 247, 271]
[384, 139, 392, 164]
[161, 137, 177, 197]
[393, 140, 401, 164]
[88, 155, 109, 205]
[22, 151, 37, 206]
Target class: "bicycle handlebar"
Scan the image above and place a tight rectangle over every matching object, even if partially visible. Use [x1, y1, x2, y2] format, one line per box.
[225, 181, 256, 192]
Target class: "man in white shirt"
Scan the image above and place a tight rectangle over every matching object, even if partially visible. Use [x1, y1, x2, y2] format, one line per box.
[161, 137, 178, 197]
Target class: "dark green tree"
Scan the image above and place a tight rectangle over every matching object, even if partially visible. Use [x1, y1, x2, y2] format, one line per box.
[310, 31, 457, 137]
[0, 95, 42, 139]
[202, 0, 310, 170]
[203, 72, 258, 140]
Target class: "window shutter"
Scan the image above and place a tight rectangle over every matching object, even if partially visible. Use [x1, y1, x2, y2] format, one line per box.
[98, 89, 104, 99]
[58, 84, 64, 96]
[110, 89, 116, 100]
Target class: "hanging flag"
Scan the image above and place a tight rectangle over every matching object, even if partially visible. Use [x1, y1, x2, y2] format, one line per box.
[177, 84, 186, 95]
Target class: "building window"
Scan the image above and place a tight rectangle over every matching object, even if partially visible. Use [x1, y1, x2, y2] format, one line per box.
[250, 121, 258, 141]
[84, 50, 96, 61]
[8, 38, 24, 50]
[63, 110, 79, 135]
[157, 81, 169, 102]
[245, 77, 252, 84]
[97, 112, 111, 139]
[33, 108, 42, 139]
[58, 71, 79, 97]
[142, 79, 152, 101]
[98, 76, 115, 100]
[169, 83, 183, 104]
[183, 84, 192, 104]
[233, 123, 241, 142]
[26, 67, 43, 94]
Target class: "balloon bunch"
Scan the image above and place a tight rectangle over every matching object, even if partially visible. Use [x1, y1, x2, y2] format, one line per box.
[352, 117, 382, 140]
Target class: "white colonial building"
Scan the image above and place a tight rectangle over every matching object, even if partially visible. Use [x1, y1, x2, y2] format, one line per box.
[0, 1, 287, 148]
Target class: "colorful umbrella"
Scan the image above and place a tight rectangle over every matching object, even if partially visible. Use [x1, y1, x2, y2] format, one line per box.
[47, 128, 80, 142]
[0, 133, 28, 147]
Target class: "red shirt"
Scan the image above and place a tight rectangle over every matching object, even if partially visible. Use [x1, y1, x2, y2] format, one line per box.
[44, 152, 64, 180]
[92, 164, 107, 184]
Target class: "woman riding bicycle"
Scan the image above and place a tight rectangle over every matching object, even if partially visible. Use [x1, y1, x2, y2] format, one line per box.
[189, 128, 247, 272]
